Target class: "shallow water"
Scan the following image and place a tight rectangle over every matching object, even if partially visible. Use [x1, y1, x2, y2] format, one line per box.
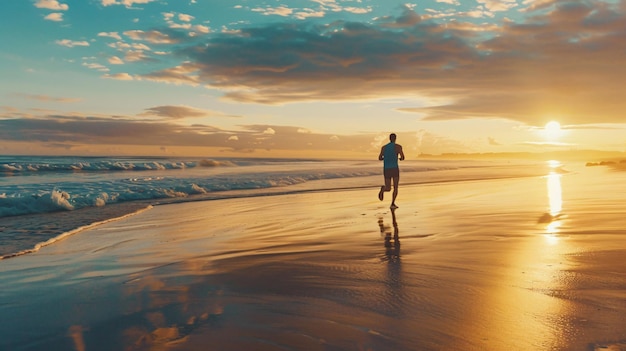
[1, 156, 543, 259]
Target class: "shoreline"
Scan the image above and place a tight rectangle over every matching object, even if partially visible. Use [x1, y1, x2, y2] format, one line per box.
[0, 162, 556, 260]
[0, 205, 154, 260]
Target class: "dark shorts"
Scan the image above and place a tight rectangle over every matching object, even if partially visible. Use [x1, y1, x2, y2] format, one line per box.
[384, 167, 399, 179]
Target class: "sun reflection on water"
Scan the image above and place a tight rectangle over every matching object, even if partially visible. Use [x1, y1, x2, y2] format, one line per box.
[547, 159, 562, 169]
[547, 173, 562, 217]
[544, 160, 563, 244]
[475, 160, 576, 349]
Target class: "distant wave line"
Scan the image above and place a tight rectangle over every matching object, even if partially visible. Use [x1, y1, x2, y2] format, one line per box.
[0, 159, 236, 175]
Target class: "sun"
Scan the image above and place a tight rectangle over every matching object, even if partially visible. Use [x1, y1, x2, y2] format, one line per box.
[544, 121, 562, 140]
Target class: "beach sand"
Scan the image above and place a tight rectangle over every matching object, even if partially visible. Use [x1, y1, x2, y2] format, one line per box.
[1, 166, 626, 351]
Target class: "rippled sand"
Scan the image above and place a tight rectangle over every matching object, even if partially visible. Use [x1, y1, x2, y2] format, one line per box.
[1, 166, 626, 350]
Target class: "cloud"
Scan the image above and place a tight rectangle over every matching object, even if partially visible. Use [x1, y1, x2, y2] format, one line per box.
[56, 39, 90, 47]
[343, 7, 372, 15]
[253, 6, 294, 17]
[476, 0, 518, 12]
[124, 30, 179, 44]
[0, 116, 216, 146]
[142, 3, 626, 127]
[107, 41, 151, 51]
[519, 0, 558, 13]
[437, 0, 460, 5]
[12, 93, 81, 103]
[98, 32, 123, 40]
[263, 127, 276, 135]
[44, 13, 63, 21]
[311, 0, 371, 15]
[178, 13, 194, 22]
[294, 9, 326, 19]
[0, 115, 380, 154]
[193, 25, 210, 34]
[243, 1, 370, 19]
[560, 124, 626, 130]
[140, 105, 233, 119]
[102, 72, 135, 80]
[124, 50, 151, 62]
[82, 62, 109, 72]
[140, 62, 201, 85]
[163, 12, 211, 35]
[108, 56, 124, 65]
[35, 0, 68, 11]
[522, 141, 576, 148]
[172, 11, 473, 103]
[101, 0, 156, 8]
[101, 40, 153, 66]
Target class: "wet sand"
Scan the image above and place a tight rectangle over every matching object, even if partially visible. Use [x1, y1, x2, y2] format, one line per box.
[1, 166, 626, 351]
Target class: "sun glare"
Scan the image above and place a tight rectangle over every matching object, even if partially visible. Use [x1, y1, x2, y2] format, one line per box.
[544, 121, 562, 140]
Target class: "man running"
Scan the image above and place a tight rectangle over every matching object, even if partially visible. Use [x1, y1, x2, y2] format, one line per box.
[378, 133, 405, 209]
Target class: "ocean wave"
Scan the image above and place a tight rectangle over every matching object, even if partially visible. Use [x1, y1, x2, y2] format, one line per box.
[0, 157, 542, 218]
[0, 190, 75, 217]
[0, 158, 236, 176]
[0, 168, 384, 217]
[198, 159, 236, 167]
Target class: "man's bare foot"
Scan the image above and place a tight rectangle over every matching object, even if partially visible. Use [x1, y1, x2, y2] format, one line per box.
[390, 204, 398, 209]
[378, 186, 384, 201]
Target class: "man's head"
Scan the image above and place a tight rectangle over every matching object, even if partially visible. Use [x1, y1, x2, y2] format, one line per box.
[389, 133, 397, 142]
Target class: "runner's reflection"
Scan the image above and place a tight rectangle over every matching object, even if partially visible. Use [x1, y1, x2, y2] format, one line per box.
[379, 208, 400, 262]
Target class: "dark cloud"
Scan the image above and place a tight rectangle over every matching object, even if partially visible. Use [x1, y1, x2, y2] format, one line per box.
[0, 116, 379, 153]
[136, 2, 626, 125]
[160, 8, 478, 104]
[0, 116, 217, 146]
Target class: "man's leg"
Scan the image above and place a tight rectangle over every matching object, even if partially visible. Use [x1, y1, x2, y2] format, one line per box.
[391, 175, 399, 207]
[379, 175, 391, 201]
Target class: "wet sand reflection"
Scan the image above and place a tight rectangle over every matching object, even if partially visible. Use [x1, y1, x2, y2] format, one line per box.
[498, 161, 573, 348]
[544, 165, 564, 243]
[381, 208, 400, 263]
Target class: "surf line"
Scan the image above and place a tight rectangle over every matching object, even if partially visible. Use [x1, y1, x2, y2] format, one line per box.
[0, 205, 153, 260]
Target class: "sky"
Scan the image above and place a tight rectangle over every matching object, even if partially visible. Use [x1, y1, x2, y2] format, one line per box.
[1, 0, 625, 158]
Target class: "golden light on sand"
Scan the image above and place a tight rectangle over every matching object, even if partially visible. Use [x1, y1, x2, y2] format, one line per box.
[544, 121, 562, 140]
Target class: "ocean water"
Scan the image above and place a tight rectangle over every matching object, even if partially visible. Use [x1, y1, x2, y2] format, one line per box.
[1, 155, 550, 259]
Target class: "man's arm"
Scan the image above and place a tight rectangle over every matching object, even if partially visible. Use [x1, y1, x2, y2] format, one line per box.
[378, 146, 385, 161]
[397, 145, 405, 161]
